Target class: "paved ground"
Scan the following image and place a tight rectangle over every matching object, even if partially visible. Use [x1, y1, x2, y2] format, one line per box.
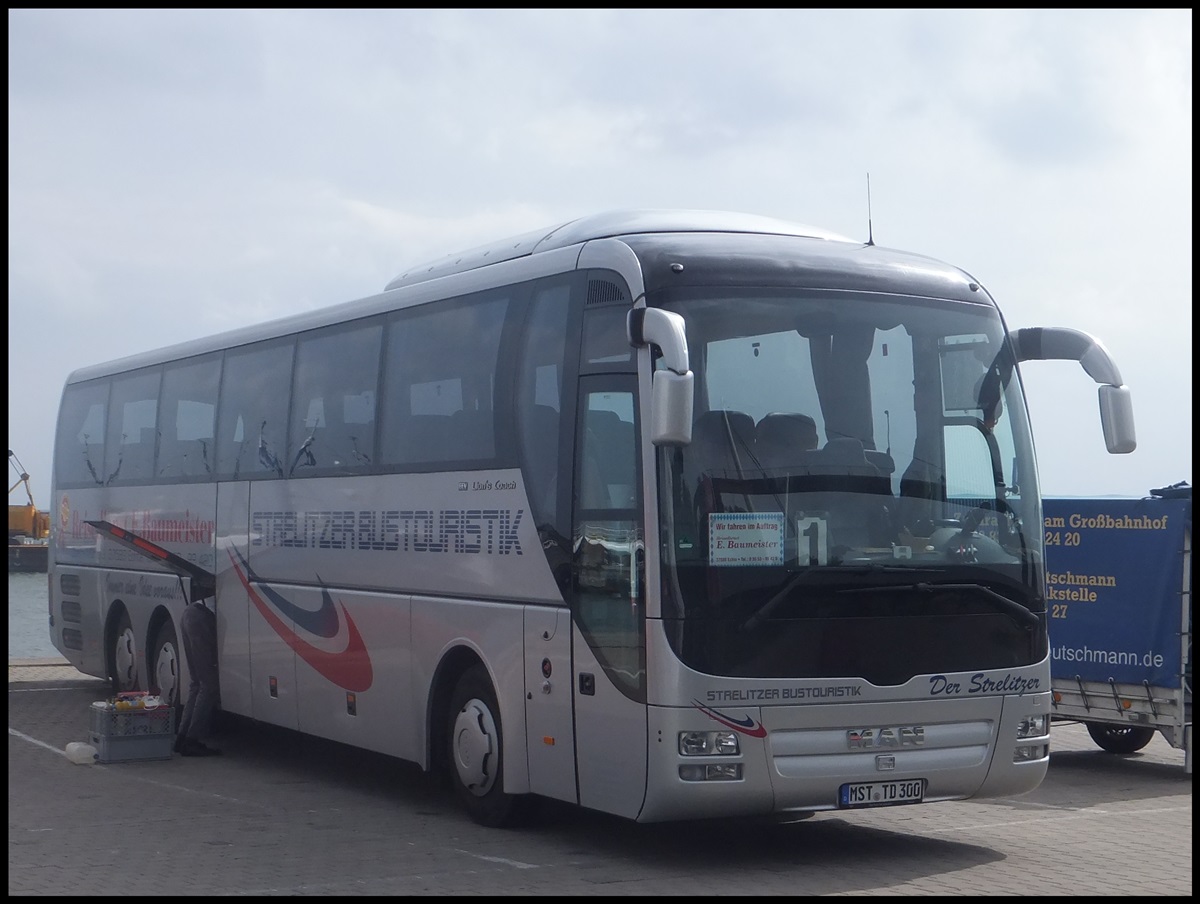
[8, 658, 1192, 895]
[8, 657, 83, 682]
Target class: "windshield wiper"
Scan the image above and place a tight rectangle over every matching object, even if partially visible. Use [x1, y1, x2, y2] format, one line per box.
[740, 567, 819, 633]
[739, 564, 944, 633]
[838, 581, 1040, 631]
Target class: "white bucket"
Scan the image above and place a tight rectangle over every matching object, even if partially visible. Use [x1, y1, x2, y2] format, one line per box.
[65, 741, 98, 765]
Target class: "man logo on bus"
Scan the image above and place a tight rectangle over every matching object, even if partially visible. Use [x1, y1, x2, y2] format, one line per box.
[847, 726, 925, 749]
[228, 547, 374, 692]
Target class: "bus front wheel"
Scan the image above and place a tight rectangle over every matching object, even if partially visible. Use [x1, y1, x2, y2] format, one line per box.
[446, 664, 534, 827]
[1085, 722, 1156, 754]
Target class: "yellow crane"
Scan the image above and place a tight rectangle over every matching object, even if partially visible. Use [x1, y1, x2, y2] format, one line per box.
[9, 450, 50, 540]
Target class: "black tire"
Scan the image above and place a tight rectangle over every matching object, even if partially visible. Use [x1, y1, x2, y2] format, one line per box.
[109, 609, 139, 695]
[149, 618, 182, 711]
[446, 664, 535, 827]
[1085, 722, 1156, 754]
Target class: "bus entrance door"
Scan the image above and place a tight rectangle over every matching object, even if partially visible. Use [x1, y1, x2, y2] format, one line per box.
[568, 383, 649, 819]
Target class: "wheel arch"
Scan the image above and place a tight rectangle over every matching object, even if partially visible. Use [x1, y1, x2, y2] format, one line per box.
[104, 598, 129, 646]
[426, 644, 488, 780]
[146, 605, 175, 654]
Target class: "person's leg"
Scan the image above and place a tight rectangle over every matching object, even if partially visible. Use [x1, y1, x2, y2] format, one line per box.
[175, 672, 201, 752]
[178, 605, 222, 754]
[188, 660, 219, 742]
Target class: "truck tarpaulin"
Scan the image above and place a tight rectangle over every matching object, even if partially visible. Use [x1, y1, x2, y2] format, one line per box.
[1043, 493, 1191, 688]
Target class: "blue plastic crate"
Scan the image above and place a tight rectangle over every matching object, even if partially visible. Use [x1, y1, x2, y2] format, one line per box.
[88, 703, 174, 763]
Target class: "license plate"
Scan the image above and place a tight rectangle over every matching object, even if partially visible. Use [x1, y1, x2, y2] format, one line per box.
[839, 779, 925, 808]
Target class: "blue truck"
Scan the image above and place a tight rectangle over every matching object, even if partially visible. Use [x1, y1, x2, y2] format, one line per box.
[1043, 483, 1192, 772]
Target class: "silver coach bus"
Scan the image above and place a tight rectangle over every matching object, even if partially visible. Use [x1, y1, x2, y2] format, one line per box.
[49, 209, 1135, 825]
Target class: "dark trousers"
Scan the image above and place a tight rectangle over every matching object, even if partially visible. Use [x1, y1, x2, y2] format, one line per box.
[177, 602, 218, 742]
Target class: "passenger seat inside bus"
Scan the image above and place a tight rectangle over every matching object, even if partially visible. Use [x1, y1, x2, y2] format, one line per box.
[754, 412, 819, 472]
[811, 437, 893, 549]
[450, 407, 493, 460]
[390, 414, 453, 464]
[691, 409, 756, 478]
[687, 409, 757, 520]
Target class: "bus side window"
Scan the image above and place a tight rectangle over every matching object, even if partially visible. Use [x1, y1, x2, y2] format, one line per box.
[289, 322, 382, 474]
[55, 383, 108, 487]
[105, 369, 161, 484]
[157, 355, 220, 481]
[515, 280, 571, 532]
[522, 404, 561, 522]
[381, 292, 507, 467]
[216, 340, 294, 479]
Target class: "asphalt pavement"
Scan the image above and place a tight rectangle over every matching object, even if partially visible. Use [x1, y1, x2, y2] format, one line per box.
[9, 658, 1192, 896]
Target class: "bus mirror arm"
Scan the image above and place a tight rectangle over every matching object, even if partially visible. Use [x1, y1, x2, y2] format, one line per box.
[629, 308, 695, 445]
[1011, 327, 1136, 454]
[629, 308, 689, 374]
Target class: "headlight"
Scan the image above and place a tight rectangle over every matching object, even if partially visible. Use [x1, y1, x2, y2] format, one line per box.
[1016, 714, 1048, 739]
[678, 730, 740, 756]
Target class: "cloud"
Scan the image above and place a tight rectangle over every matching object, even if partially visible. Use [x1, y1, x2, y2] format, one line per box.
[7, 8, 1192, 508]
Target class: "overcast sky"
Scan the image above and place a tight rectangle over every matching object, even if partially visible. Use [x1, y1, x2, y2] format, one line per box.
[8, 8, 1192, 508]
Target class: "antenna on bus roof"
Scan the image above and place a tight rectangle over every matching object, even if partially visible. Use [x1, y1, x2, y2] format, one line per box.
[866, 172, 875, 246]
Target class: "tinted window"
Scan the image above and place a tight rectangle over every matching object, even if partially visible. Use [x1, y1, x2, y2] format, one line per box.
[157, 355, 221, 481]
[380, 293, 507, 466]
[216, 340, 294, 479]
[581, 303, 633, 370]
[55, 381, 109, 487]
[105, 369, 161, 483]
[516, 280, 571, 529]
[287, 321, 383, 476]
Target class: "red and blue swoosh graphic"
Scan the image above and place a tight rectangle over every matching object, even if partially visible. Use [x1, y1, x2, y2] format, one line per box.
[692, 700, 768, 738]
[228, 547, 374, 692]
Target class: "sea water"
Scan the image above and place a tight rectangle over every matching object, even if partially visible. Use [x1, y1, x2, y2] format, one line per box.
[8, 571, 60, 659]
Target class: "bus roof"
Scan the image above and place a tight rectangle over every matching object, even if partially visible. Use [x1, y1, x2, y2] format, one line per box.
[64, 210, 986, 386]
[384, 209, 856, 290]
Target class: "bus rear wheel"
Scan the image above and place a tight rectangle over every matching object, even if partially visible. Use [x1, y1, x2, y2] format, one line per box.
[109, 610, 139, 695]
[446, 664, 535, 827]
[1085, 722, 1156, 754]
[149, 618, 182, 711]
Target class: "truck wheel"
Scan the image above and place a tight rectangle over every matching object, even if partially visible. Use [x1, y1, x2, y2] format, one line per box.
[1085, 722, 1156, 754]
[109, 610, 139, 694]
[446, 664, 535, 827]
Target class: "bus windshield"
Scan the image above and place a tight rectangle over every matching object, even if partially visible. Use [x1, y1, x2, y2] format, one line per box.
[653, 287, 1045, 684]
